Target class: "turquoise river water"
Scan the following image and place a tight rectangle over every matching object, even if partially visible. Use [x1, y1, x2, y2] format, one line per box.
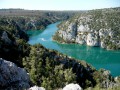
[27, 22, 120, 76]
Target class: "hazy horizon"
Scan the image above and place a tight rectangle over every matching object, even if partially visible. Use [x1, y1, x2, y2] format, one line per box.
[0, 0, 120, 11]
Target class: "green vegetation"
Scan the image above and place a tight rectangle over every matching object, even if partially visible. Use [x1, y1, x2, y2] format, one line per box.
[23, 44, 76, 89]
[22, 44, 119, 89]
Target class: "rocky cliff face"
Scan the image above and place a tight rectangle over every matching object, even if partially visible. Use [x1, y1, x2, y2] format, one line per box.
[53, 8, 120, 50]
[0, 58, 30, 89]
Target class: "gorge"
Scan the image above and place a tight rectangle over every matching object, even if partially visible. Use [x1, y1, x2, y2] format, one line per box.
[0, 8, 120, 90]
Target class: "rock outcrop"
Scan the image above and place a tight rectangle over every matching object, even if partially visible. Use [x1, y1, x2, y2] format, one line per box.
[63, 83, 82, 90]
[29, 86, 45, 90]
[1, 31, 11, 44]
[0, 58, 30, 89]
[86, 33, 99, 46]
[53, 7, 120, 50]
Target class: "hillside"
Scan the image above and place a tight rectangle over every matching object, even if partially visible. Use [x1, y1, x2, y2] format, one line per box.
[53, 7, 120, 50]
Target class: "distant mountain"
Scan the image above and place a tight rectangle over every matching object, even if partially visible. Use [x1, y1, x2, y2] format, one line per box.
[0, 9, 79, 30]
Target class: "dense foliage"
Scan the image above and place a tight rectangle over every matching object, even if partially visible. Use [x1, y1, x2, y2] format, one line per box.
[22, 44, 118, 89]
[23, 44, 76, 89]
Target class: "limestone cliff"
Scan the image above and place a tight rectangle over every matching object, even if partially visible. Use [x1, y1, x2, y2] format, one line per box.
[53, 7, 120, 50]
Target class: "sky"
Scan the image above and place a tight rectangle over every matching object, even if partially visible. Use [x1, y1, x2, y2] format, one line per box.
[0, 0, 120, 10]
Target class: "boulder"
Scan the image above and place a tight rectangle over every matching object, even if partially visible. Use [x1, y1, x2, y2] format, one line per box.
[63, 83, 82, 90]
[29, 85, 45, 90]
[0, 58, 30, 89]
[1, 31, 11, 44]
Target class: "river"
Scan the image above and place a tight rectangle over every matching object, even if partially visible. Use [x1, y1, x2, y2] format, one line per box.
[27, 22, 120, 76]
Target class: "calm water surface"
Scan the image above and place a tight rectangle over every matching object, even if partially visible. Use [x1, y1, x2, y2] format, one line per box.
[27, 22, 120, 76]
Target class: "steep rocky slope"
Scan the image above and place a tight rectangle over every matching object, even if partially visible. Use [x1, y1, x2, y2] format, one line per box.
[53, 7, 120, 50]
